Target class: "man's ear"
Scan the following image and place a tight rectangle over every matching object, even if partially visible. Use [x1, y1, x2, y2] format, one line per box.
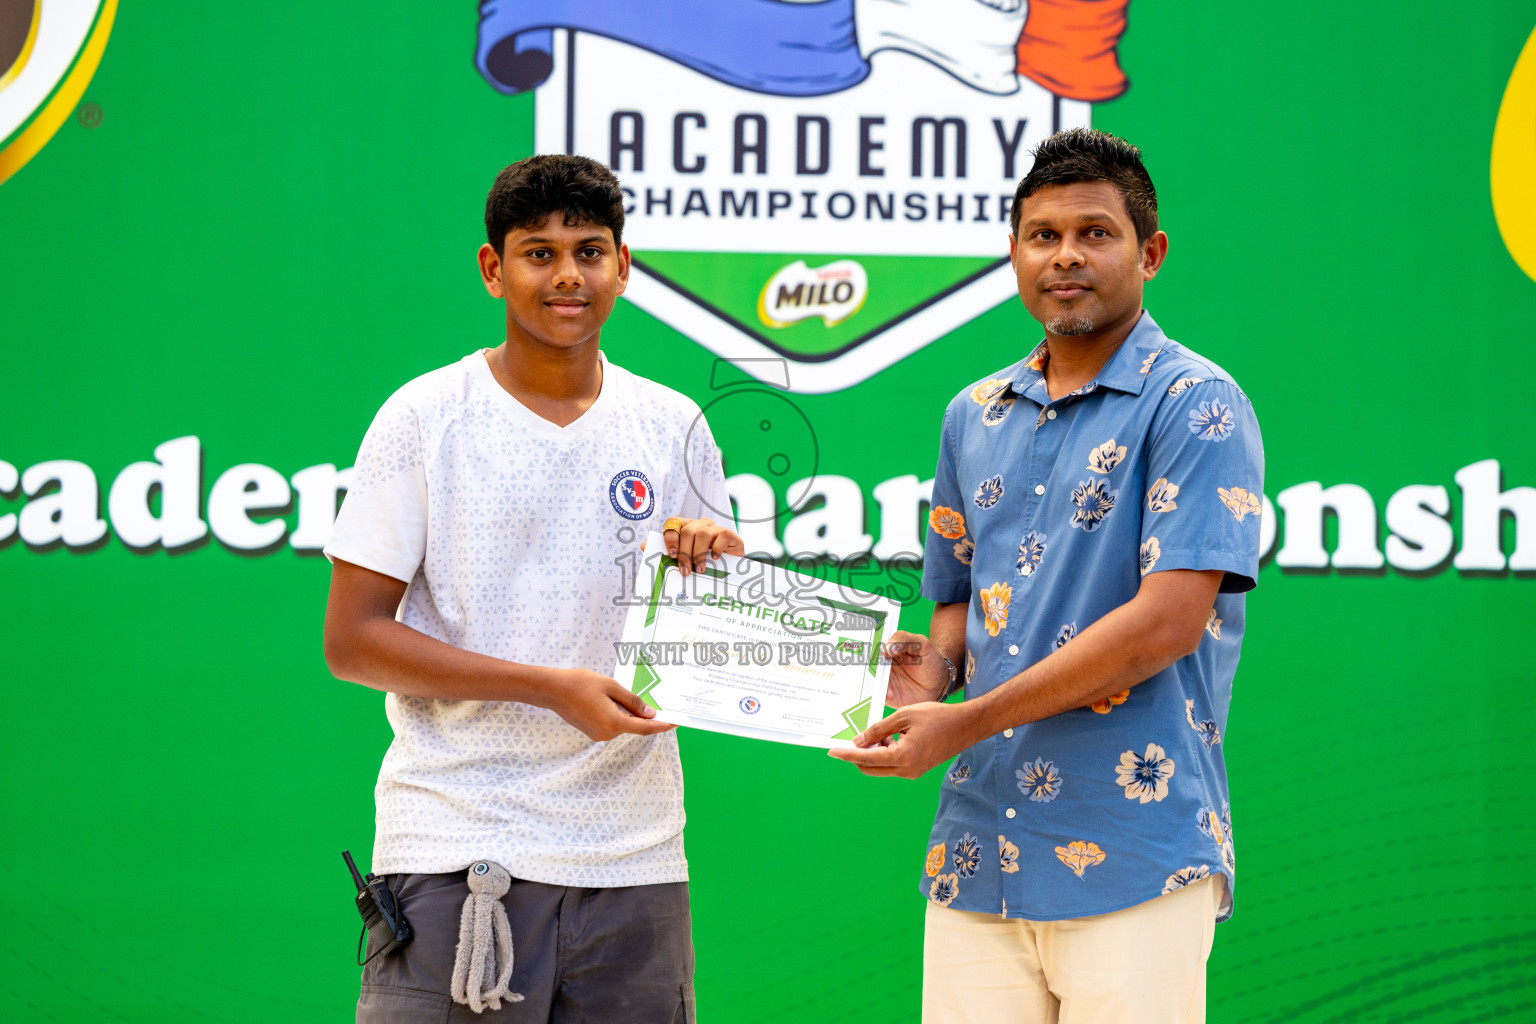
[1008, 231, 1018, 269]
[615, 242, 631, 297]
[477, 242, 505, 298]
[1139, 230, 1169, 281]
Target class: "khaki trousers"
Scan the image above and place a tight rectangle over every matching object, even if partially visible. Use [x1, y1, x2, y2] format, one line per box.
[922, 876, 1223, 1024]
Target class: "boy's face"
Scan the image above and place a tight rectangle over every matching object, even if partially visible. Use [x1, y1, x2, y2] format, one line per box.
[478, 217, 630, 351]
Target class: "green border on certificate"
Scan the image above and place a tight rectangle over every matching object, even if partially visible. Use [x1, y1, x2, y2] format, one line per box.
[614, 534, 897, 748]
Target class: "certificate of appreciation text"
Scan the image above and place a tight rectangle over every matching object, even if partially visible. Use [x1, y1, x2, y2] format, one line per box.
[612, 534, 898, 748]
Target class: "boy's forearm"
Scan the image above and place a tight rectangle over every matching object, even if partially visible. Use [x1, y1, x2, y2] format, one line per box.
[324, 612, 558, 704]
[322, 559, 669, 741]
[323, 558, 567, 705]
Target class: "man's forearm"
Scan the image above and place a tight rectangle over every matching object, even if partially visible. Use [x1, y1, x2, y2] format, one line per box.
[930, 601, 968, 669]
[959, 569, 1219, 743]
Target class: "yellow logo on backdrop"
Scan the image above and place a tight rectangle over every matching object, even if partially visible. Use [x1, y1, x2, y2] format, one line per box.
[1491, 22, 1536, 283]
[0, 0, 117, 187]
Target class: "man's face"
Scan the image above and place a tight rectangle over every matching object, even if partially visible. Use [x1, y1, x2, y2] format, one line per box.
[1008, 180, 1166, 339]
[478, 217, 630, 350]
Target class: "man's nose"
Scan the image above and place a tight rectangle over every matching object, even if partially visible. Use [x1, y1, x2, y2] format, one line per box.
[1052, 239, 1085, 269]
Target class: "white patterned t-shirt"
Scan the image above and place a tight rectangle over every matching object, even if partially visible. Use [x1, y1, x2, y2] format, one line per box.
[325, 350, 731, 886]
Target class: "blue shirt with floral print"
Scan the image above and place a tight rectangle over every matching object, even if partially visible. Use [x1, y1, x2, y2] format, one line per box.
[919, 311, 1263, 923]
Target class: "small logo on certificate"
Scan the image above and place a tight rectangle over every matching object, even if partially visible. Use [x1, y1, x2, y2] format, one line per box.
[739, 696, 762, 715]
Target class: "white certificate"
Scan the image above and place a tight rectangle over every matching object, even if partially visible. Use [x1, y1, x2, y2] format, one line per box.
[612, 533, 898, 748]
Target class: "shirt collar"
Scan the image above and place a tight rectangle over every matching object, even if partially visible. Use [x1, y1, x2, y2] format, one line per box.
[1009, 311, 1169, 399]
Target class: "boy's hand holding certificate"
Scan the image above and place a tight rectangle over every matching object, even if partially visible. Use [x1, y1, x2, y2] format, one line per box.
[613, 533, 897, 748]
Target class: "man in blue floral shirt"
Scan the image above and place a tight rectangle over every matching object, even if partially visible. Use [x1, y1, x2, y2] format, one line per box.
[831, 129, 1264, 1023]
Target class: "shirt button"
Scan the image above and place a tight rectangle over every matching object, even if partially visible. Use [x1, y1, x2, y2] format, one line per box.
[1003, 728, 1014, 738]
[1034, 484, 1045, 496]
[1008, 644, 1020, 656]
[1005, 807, 1017, 819]
[1046, 409, 1057, 420]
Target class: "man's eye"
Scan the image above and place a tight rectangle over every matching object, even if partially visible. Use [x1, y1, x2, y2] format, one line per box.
[529, 248, 552, 259]
[1087, 228, 1108, 238]
[1035, 231, 1055, 241]
[580, 248, 602, 258]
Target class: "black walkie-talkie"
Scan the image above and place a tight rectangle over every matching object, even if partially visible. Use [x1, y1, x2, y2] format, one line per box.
[343, 850, 413, 965]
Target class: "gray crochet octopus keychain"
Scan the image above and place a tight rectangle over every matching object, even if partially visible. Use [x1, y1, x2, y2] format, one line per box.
[450, 861, 524, 1013]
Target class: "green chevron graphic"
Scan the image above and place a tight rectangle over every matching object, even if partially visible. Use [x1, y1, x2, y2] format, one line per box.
[831, 696, 874, 741]
[631, 654, 662, 709]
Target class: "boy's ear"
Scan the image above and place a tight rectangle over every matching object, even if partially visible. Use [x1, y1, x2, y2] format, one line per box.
[478, 243, 505, 298]
[615, 242, 630, 296]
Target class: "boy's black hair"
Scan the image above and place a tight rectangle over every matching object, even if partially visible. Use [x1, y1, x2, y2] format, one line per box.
[1010, 128, 1158, 243]
[484, 155, 626, 253]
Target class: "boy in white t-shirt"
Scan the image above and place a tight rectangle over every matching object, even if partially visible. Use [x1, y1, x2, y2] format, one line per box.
[324, 154, 743, 1021]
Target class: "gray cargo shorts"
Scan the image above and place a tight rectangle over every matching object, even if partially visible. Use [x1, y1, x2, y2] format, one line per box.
[356, 871, 696, 1023]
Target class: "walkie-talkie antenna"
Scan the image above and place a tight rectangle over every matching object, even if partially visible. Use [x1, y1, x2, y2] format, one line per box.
[342, 850, 368, 893]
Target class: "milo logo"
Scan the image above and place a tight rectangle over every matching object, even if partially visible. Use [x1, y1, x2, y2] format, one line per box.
[759, 260, 868, 328]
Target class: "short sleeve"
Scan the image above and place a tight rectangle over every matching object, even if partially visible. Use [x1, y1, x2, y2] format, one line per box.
[1139, 380, 1265, 593]
[678, 410, 736, 530]
[921, 404, 971, 605]
[324, 393, 429, 583]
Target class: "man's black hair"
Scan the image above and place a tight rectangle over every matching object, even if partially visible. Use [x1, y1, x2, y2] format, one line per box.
[1010, 128, 1158, 243]
[484, 154, 626, 253]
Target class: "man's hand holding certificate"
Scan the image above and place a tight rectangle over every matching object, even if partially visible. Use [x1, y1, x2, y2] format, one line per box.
[614, 531, 897, 749]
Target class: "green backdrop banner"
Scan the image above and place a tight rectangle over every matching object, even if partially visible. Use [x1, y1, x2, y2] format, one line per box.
[3, 2, 1534, 1021]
